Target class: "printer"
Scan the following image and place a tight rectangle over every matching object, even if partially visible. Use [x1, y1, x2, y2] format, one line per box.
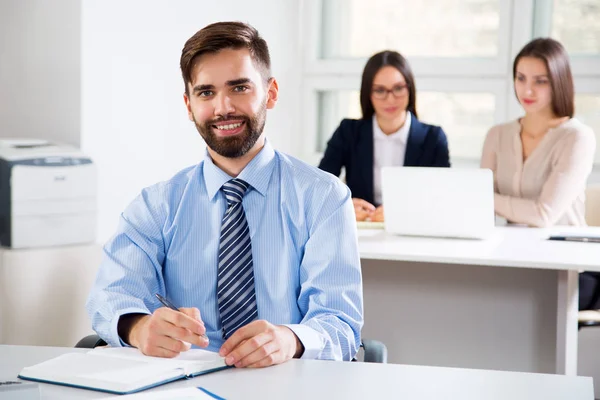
[0, 139, 97, 248]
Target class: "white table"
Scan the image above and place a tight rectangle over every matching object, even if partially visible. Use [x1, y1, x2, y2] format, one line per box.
[0, 345, 594, 399]
[358, 226, 600, 376]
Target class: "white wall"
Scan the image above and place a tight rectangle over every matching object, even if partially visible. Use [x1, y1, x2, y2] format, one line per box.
[81, 0, 303, 242]
[0, 245, 102, 346]
[0, 0, 81, 146]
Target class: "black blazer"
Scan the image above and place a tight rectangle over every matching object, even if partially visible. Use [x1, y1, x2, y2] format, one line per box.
[318, 117, 451, 205]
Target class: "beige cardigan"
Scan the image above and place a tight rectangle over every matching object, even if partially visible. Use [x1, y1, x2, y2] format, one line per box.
[480, 118, 596, 227]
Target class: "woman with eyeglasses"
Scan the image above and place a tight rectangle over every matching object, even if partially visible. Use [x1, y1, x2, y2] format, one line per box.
[318, 50, 451, 222]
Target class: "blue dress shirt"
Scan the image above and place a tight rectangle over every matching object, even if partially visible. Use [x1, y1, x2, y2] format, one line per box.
[86, 140, 364, 361]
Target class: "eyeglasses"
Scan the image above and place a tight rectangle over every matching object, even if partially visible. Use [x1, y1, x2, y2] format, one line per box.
[372, 84, 408, 100]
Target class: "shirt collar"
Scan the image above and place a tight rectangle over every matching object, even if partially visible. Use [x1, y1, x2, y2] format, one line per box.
[203, 138, 276, 201]
[372, 111, 412, 143]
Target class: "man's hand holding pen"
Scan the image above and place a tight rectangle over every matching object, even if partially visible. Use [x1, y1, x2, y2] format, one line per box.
[118, 294, 303, 367]
[120, 307, 209, 358]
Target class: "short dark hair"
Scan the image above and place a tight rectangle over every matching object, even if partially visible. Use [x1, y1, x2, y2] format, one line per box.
[360, 50, 418, 120]
[180, 21, 271, 95]
[513, 38, 574, 118]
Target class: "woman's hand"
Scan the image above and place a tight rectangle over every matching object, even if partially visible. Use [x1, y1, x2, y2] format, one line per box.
[352, 198, 376, 221]
[371, 205, 384, 222]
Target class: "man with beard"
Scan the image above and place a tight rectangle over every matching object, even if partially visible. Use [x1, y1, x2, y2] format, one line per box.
[86, 22, 363, 368]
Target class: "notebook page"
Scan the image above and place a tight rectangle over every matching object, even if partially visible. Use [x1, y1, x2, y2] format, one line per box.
[79, 363, 177, 383]
[19, 353, 182, 393]
[22, 352, 148, 376]
[89, 347, 225, 368]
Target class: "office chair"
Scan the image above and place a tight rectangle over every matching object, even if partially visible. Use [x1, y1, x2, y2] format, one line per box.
[579, 280, 600, 329]
[360, 339, 388, 363]
[585, 184, 600, 227]
[579, 310, 600, 329]
[578, 185, 600, 330]
[75, 334, 389, 363]
[75, 334, 106, 348]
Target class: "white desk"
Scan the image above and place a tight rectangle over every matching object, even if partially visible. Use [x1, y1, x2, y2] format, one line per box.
[358, 226, 600, 376]
[0, 345, 594, 399]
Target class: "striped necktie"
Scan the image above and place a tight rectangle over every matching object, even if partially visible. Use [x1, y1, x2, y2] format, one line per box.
[217, 178, 258, 339]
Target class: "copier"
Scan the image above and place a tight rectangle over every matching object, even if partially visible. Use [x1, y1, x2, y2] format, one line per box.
[0, 139, 97, 248]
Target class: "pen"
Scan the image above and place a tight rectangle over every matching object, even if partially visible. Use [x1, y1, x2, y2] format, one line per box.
[548, 236, 600, 243]
[155, 293, 209, 340]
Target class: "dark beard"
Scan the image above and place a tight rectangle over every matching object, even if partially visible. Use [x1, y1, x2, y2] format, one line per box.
[194, 103, 267, 158]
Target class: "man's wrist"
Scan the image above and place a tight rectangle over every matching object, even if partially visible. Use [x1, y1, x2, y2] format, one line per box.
[117, 313, 149, 347]
[279, 325, 304, 358]
[294, 337, 305, 358]
[289, 329, 304, 358]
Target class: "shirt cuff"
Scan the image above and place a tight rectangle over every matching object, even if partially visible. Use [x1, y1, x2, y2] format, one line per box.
[283, 324, 324, 359]
[111, 307, 151, 347]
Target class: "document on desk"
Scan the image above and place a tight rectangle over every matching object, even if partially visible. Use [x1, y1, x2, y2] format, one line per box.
[97, 387, 224, 399]
[18, 347, 228, 395]
[356, 221, 385, 230]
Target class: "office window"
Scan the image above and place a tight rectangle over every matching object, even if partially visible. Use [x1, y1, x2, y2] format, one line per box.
[552, 0, 600, 55]
[575, 94, 600, 163]
[302, 0, 599, 165]
[547, 0, 600, 163]
[418, 93, 496, 159]
[320, 0, 500, 59]
[316, 91, 360, 153]
[302, 0, 512, 163]
[316, 90, 496, 159]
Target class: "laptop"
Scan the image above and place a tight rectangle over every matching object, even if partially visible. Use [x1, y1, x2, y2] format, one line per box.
[381, 167, 495, 239]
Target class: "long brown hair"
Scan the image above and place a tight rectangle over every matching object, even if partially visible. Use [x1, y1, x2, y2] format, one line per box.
[360, 51, 417, 120]
[180, 22, 271, 95]
[513, 38, 574, 118]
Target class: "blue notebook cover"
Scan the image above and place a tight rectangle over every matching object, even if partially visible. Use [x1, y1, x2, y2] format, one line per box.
[18, 348, 230, 395]
[19, 365, 230, 395]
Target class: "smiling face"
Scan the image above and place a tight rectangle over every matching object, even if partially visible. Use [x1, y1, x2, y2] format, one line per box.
[514, 56, 553, 116]
[370, 66, 410, 122]
[183, 48, 278, 158]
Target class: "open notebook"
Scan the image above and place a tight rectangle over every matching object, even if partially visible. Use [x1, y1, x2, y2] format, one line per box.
[18, 347, 228, 395]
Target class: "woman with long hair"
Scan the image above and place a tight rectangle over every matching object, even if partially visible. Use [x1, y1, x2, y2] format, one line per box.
[319, 50, 451, 222]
